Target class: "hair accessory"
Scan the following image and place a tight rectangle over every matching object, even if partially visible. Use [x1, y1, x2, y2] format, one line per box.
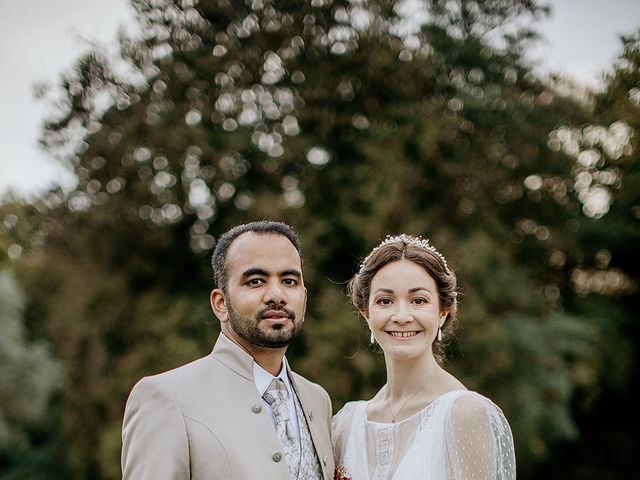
[360, 234, 451, 273]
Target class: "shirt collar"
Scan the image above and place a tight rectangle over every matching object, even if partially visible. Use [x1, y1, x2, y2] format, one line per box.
[253, 357, 293, 398]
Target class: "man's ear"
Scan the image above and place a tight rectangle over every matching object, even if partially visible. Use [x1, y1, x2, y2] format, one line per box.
[210, 289, 228, 322]
[301, 286, 308, 321]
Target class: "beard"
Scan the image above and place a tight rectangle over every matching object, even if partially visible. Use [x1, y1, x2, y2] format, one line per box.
[226, 301, 303, 348]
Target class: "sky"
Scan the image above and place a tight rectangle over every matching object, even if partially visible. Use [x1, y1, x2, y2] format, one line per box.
[1, 0, 639, 199]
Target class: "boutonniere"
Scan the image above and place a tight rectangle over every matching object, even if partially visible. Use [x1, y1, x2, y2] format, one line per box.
[334, 465, 352, 480]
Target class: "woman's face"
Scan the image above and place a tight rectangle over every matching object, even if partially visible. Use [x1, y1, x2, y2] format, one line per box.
[366, 260, 447, 361]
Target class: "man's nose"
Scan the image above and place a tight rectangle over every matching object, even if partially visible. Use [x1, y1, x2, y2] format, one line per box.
[264, 281, 286, 304]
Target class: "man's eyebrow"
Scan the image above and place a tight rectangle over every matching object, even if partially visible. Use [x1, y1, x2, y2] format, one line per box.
[281, 268, 302, 278]
[241, 268, 269, 278]
[240, 268, 302, 278]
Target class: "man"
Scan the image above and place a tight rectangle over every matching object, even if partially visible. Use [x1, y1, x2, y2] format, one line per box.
[121, 221, 334, 479]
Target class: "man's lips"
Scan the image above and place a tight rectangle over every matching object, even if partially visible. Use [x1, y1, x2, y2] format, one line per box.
[260, 310, 293, 322]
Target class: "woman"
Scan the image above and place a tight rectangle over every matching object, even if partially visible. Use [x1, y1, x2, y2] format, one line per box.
[332, 235, 516, 479]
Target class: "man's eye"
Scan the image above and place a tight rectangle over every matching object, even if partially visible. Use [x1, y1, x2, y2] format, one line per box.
[282, 278, 298, 286]
[246, 278, 264, 286]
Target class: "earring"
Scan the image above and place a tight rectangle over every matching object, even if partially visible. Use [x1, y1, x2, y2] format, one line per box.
[370, 331, 375, 345]
[437, 327, 443, 342]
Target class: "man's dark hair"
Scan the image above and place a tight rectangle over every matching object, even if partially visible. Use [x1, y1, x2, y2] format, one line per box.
[211, 221, 302, 291]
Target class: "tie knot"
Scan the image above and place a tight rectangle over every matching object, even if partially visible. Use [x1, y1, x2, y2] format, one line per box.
[263, 378, 288, 406]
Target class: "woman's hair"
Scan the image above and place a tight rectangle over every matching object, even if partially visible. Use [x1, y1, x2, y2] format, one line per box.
[348, 234, 459, 364]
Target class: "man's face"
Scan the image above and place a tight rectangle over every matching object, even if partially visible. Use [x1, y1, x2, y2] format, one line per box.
[220, 232, 306, 349]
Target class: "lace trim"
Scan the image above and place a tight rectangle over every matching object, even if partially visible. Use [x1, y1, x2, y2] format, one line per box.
[371, 423, 394, 480]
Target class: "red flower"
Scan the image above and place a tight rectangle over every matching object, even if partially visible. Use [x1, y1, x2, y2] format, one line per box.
[334, 465, 352, 480]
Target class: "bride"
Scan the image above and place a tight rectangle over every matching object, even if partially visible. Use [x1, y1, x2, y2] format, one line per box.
[332, 235, 516, 479]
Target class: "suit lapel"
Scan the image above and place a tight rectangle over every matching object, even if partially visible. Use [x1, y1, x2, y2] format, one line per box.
[287, 369, 330, 477]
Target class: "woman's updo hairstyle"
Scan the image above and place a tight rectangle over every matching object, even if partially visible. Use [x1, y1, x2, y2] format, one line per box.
[348, 234, 459, 364]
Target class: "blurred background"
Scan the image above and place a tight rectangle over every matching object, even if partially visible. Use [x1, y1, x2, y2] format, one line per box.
[1, 0, 638, 478]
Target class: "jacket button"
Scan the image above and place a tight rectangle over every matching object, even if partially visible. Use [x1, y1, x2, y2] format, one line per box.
[272, 451, 283, 462]
[309, 410, 314, 421]
[323, 456, 327, 466]
[251, 403, 262, 414]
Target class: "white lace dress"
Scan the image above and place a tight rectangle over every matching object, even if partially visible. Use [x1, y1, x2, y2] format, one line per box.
[332, 390, 516, 480]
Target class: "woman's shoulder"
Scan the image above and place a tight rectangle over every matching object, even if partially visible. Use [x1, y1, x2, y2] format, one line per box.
[333, 400, 367, 422]
[438, 390, 510, 428]
[435, 389, 496, 407]
[451, 390, 503, 409]
[331, 400, 367, 444]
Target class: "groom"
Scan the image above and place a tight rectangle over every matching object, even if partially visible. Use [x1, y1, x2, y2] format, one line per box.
[121, 221, 334, 479]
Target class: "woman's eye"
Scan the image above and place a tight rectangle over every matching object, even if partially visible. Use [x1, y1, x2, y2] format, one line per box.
[413, 298, 427, 305]
[378, 298, 392, 305]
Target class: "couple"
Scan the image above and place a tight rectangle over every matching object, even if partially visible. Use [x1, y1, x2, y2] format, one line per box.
[121, 221, 516, 479]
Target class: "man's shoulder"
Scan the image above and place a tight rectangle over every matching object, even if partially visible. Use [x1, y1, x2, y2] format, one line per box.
[289, 370, 329, 397]
[290, 369, 322, 387]
[132, 353, 217, 392]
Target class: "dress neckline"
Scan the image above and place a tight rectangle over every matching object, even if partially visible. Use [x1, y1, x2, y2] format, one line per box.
[364, 389, 467, 426]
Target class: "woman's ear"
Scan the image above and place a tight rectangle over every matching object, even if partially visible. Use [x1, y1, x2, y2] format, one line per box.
[439, 310, 449, 327]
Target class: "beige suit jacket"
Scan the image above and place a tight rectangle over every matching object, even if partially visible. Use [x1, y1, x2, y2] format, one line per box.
[122, 333, 335, 479]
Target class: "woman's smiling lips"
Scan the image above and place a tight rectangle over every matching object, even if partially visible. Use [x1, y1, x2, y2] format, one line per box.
[386, 331, 422, 338]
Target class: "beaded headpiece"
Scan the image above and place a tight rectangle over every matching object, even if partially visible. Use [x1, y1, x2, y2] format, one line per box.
[360, 234, 451, 273]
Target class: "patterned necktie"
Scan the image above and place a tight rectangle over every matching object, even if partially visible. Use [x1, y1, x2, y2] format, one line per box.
[263, 378, 301, 478]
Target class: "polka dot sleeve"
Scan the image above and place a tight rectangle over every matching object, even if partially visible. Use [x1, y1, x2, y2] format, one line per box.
[444, 394, 516, 479]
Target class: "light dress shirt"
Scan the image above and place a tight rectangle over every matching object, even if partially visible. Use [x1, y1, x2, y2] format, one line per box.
[253, 358, 301, 442]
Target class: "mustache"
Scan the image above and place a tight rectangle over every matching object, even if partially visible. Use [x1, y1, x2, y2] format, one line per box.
[256, 304, 295, 320]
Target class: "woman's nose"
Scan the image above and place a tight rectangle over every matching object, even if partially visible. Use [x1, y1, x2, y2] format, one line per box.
[392, 301, 413, 322]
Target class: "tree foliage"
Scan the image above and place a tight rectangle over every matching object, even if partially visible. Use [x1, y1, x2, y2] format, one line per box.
[1, 1, 638, 478]
[0, 268, 62, 479]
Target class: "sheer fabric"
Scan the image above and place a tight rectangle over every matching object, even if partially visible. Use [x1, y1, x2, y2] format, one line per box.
[332, 390, 516, 480]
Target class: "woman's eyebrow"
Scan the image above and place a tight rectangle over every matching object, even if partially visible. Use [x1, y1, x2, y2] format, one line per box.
[372, 288, 394, 294]
[408, 287, 431, 293]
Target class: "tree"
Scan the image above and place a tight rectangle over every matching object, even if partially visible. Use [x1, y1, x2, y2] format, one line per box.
[530, 29, 640, 480]
[3, 1, 634, 478]
[0, 268, 62, 478]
